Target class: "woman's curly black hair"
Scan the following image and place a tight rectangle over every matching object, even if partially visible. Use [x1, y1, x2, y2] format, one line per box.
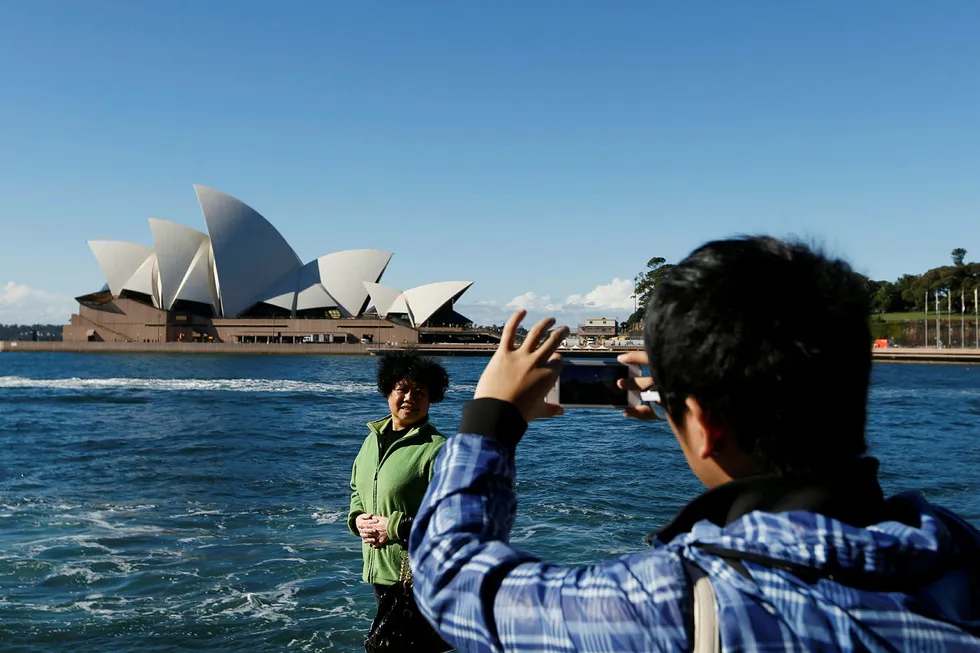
[376, 349, 450, 403]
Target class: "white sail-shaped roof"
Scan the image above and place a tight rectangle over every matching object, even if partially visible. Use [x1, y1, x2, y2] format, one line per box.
[176, 242, 217, 308]
[317, 249, 392, 316]
[245, 247, 392, 317]
[295, 283, 335, 312]
[295, 261, 336, 312]
[84, 187, 472, 322]
[121, 252, 160, 306]
[260, 271, 299, 311]
[403, 281, 473, 327]
[153, 259, 162, 304]
[148, 218, 212, 310]
[389, 294, 409, 316]
[363, 282, 407, 318]
[88, 241, 155, 297]
[194, 185, 302, 317]
[257, 260, 339, 315]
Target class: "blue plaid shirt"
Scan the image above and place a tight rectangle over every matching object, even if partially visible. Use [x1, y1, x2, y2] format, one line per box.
[409, 401, 980, 652]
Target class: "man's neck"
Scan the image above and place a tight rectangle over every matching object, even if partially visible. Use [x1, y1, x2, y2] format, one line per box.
[651, 457, 901, 544]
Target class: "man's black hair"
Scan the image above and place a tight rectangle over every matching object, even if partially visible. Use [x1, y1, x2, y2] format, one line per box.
[377, 349, 450, 403]
[643, 236, 872, 476]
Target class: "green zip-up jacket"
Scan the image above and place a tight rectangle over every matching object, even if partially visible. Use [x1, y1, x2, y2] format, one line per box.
[348, 415, 446, 585]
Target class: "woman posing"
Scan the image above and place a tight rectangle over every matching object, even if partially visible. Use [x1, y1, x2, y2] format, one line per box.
[348, 350, 450, 648]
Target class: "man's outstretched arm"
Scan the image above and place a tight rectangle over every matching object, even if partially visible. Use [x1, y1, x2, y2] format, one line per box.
[409, 397, 691, 653]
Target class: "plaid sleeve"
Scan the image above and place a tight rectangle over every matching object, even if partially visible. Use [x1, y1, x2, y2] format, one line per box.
[409, 428, 691, 652]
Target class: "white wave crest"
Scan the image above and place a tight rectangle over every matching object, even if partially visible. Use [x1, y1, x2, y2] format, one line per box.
[0, 375, 477, 396]
[75, 600, 117, 616]
[0, 376, 377, 394]
[49, 564, 103, 583]
[871, 386, 980, 400]
[311, 510, 343, 525]
[169, 509, 222, 518]
[198, 579, 303, 624]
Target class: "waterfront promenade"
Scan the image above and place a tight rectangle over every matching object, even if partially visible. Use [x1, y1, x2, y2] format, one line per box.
[0, 340, 376, 355]
[3, 340, 980, 363]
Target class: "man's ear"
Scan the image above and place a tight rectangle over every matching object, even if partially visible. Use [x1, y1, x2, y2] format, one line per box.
[684, 396, 724, 460]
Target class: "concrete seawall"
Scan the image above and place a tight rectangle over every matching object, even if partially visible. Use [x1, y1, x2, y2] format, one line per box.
[0, 340, 380, 355]
[3, 340, 980, 363]
[870, 347, 980, 363]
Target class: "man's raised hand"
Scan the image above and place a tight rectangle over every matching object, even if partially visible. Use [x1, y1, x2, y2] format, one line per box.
[474, 310, 569, 423]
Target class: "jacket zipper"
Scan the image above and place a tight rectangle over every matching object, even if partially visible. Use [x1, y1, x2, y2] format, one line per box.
[368, 424, 421, 584]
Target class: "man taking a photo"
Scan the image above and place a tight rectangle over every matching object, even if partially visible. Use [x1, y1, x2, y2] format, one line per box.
[410, 236, 980, 652]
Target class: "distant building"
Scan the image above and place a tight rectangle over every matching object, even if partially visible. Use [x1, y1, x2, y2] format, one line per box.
[65, 186, 473, 344]
[577, 317, 618, 344]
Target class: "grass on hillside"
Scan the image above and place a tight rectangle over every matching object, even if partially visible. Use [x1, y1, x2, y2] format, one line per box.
[877, 312, 978, 323]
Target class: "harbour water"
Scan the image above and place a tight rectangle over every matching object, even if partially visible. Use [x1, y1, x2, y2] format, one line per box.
[1, 354, 978, 651]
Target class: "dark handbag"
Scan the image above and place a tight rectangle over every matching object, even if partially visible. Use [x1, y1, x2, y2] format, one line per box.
[364, 556, 452, 653]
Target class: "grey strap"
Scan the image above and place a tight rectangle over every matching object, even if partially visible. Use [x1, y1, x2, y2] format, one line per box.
[688, 564, 720, 653]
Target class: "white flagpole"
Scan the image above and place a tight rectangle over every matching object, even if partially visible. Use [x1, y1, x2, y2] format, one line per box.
[962, 286, 966, 348]
[948, 290, 953, 347]
[924, 290, 929, 347]
[936, 291, 941, 348]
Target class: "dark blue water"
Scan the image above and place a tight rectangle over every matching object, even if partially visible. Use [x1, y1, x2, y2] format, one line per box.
[0, 354, 978, 651]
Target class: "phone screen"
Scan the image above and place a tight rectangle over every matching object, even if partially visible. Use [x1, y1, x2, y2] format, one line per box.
[559, 362, 630, 406]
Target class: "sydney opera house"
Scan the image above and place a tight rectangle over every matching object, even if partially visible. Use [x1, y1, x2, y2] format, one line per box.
[63, 185, 476, 345]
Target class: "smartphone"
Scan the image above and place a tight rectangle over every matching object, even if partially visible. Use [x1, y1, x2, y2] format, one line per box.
[545, 359, 642, 408]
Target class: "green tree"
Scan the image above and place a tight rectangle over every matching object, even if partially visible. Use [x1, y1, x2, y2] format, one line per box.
[896, 274, 924, 311]
[952, 248, 967, 266]
[864, 277, 910, 314]
[907, 259, 980, 314]
[871, 283, 896, 313]
[626, 256, 673, 329]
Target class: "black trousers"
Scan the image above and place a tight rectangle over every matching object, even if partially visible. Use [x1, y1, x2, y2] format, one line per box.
[373, 583, 389, 607]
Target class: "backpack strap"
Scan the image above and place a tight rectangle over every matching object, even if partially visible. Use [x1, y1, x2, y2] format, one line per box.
[682, 560, 720, 653]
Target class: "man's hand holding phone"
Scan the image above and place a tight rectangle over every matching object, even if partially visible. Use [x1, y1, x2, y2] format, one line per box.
[616, 350, 659, 421]
[473, 310, 661, 424]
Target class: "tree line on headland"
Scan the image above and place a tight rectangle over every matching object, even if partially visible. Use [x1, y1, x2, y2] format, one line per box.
[865, 248, 978, 315]
[625, 248, 979, 331]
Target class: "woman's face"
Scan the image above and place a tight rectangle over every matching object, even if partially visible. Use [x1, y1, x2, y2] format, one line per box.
[387, 378, 431, 427]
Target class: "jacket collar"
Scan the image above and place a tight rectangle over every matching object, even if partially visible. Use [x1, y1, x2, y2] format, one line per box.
[367, 414, 431, 437]
[651, 456, 889, 545]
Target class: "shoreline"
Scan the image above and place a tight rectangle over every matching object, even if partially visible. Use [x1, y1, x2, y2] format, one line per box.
[3, 341, 980, 364]
[0, 340, 378, 355]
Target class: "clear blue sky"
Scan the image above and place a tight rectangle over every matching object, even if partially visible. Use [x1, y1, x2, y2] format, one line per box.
[2, 1, 979, 324]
